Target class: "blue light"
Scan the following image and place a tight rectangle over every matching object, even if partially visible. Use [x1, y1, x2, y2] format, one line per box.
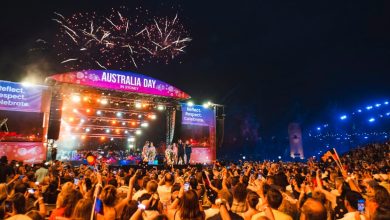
[364, 136, 368, 139]
[385, 101, 389, 105]
[340, 115, 347, 120]
[357, 109, 362, 113]
[368, 118, 375, 122]
[375, 103, 381, 107]
[317, 127, 321, 131]
[366, 106, 373, 110]
[386, 112, 390, 116]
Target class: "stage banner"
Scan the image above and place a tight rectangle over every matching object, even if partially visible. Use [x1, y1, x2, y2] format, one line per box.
[47, 70, 190, 99]
[0, 80, 47, 113]
[0, 142, 46, 164]
[180, 103, 216, 163]
[181, 104, 214, 126]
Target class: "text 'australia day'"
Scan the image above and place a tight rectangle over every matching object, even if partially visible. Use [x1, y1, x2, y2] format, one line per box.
[101, 72, 156, 89]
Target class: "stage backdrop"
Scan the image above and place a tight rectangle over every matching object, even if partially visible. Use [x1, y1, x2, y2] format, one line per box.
[181, 104, 216, 163]
[0, 80, 49, 163]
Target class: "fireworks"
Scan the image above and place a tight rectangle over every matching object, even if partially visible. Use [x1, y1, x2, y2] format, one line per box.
[51, 7, 191, 70]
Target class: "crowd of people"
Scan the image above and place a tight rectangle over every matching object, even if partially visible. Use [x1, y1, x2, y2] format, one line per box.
[0, 141, 388, 220]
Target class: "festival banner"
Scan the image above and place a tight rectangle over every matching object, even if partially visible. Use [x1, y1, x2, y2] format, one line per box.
[0, 80, 47, 113]
[47, 70, 190, 99]
[0, 142, 46, 164]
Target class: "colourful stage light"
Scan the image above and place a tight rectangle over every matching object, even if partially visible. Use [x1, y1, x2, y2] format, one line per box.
[142, 103, 148, 108]
[141, 122, 149, 127]
[73, 108, 78, 113]
[101, 99, 108, 105]
[112, 120, 117, 124]
[131, 122, 136, 126]
[157, 105, 165, 111]
[86, 109, 91, 113]
[116, 112, 122, 117]
[69, 117, 74, 122]
[81, 135, 86, 140]
[135, 130, 142, 135]
[85, 128, 90, 132]
[62, 106, 67, 111]
[128, 137, 135, 142]
[80, 119, 85, 123]
[71, 94, 81, 103]
[106, 129, 110, 133]
[187, 101, 194, 106]
[124, 130, 128, 134]
[100, 136, 106, 141]
[149, 114, 157, 120]
[138, 115, 142, 118]
[122, 122, 126, 125]
[83, 97, 89, 102]
[129, 144, 134, 148]
[96, 110, 102, 115]
[135, 102, 142, 109]
[110, 138, 114, 141]
[115, 129, 120, 133]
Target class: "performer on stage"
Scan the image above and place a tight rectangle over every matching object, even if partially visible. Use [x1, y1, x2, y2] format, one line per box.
[177, 139, 185, 165]
[172, 143, 178, 164]
[148, 142, 157, 162]
[142, 141, 150, 162]
[165, 145, 175, 165]
[185, 140, 192, 164]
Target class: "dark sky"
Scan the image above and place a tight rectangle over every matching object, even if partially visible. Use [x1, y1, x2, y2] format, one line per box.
[1, 0, 390, 137]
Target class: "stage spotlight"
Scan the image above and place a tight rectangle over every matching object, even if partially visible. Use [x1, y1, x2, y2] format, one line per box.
[86, 109, 91, 113]
[128, 137, 135, 142]
[112, 120, 117, 125]
[157, 105, 165, 111]
[69, 117, 74, 122]
[81, 135, 86, 140]
[106, 129, 110, 133]
[116, 112, 122, 117]
[203, 103, 210, 108]
[129, 144, 134, 148]
[115, 129, 120, 133]
[122, 122, 126, 125]
[375, 103, 381, 107]
[364, 136, 368, 139]
[101, 99, 108, 105]
[340, 115, 347, 120]
[138, 115, 142, 118]
[368, 118, 375, 122]
[135, 130, 142, 135]
[141, 122, 149, 127]
[278, 156, 282, 160]
[83, 97, 89, 102]
[131, 122, 136, 126]
[150, 114, 157, 120]
[86, 128, 90, 132]
[135, 102, 142, 109]
[385, 101, 389, 105]
[366, 106, 373, 110]
[110, 138, 114, 141]
[124, 130, 128, 134]
[80, 119, 85, 123]
[187, 101, 194, 106]
[96, 110, 102, 115]
[73, 108, 78, 113]
[100, 136, 105, 141]
[71, 94, 81, 103]
[71, 135, 76, 140]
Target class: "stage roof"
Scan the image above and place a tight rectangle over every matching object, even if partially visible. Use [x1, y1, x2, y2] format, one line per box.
[46, 70, 190, 100]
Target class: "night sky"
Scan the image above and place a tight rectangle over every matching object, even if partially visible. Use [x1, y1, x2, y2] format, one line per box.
[1, 0, 390, 146]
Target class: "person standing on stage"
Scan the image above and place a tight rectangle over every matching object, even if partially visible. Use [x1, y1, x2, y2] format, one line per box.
[177, 139, 185, 165]
[165, 145, 175, 165]
[148, 142, 157, 162]
[142, 141, 150, 162]
[185, 140, 192, 164]
[172, 143, 178, 164]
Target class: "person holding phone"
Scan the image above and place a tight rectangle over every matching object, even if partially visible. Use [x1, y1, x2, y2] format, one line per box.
[336, 191, 365, 220]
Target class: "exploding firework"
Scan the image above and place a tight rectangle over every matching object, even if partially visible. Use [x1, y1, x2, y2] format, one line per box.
[52, 7, 191, 70]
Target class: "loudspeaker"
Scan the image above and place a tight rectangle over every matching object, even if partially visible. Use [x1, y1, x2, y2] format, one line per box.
[47, 95, 63, 140]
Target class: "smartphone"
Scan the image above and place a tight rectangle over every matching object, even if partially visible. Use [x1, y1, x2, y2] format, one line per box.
[5, 201, 12, 213]
[358, 199, 365, 213]
[95, 198, 104, 215]
[184, 182, 190, 191]
[138, 203, 146, 210]
[28, 188, 35, 194]
[74, 178, 79, 185]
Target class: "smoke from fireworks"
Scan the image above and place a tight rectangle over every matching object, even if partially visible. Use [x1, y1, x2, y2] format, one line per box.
[51, 7, 191, 70]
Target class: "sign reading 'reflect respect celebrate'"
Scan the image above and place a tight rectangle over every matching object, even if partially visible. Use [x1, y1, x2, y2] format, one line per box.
[181, 104, 215, 127]
[46, 70, 190, 100]
[0, 80, 46, 113]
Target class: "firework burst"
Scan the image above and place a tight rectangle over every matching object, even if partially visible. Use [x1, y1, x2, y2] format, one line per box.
[52, 7, 191, 70]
